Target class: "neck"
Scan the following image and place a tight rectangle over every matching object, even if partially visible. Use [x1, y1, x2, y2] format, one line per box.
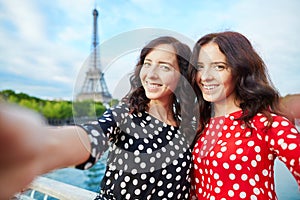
[213, 99, 241, 117]
[148, 100, 177, 126]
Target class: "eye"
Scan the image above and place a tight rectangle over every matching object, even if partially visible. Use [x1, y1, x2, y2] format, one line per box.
[195, 64, 204, 71]
[213, 64, 226, 71]
[159, 64, 171, 71]
[142, 62, 151, 68]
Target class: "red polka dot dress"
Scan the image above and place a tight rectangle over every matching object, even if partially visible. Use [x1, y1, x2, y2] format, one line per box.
[192, 110, 300, 200]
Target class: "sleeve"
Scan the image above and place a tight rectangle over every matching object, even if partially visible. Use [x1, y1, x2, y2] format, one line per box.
[75, 108, 119, 170]
[265, 115, 300, 187]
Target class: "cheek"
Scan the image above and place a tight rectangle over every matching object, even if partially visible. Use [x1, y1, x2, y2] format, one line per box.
[166, 73, 180, 90]
[139, 69, 146, 80]
[223, 77, 235, 94]
[195, 72, 202, 85]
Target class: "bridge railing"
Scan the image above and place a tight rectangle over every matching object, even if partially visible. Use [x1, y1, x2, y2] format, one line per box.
[14, 176, 98, 200]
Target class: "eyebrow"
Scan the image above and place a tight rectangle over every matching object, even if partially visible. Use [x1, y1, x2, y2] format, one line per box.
[197, 61, 227, 65]
[145, 59, 174, 66]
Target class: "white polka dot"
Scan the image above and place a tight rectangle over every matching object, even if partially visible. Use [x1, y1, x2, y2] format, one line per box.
[242, 156, 248, 162]
[247, 141, 254, 147]
[166, 173, 172, 179]
[262, 169, 268, 176]
[228, 190, 234, 197]
[140, 162, 146, 168]
[235, 164, 242, 170]
[235, 132, 241, 137]
[254, 174, 260, 181]
[223, 125, 228, 130]
[288, 143, 297, 150]
[217, 152, 223, 158]
[291, 128, 298, 134]
[141, 173, 147, 180]
[236, 148, 243, 154]
[256, 155, 261, 162]
[135, 189, 141, 195]
[249, 178, 256, 186]
[91, 129, 100, 136]
[272, 121, 279, 128]
[235, 140, 242, 145]
[223, 163, 230, 169]
[254, 146, 261, 153]
[134, 157, 141, 163]
[149, 177, 155, 183]
[229, 173, 236, 180]
[217, 180, 223, 186]
[251, 160, 257, 167]
[213, 173, 220, 180]
[241, 174, 248, 181]
[277, 130, 284, 136]
[240, 191, 247, 198]
[287, 134, 297, 139]
[211, 160, 217, 167]
[250, 195, 258, 200]
[220, 146, 227, 152]
[253, 187, 260, 195]
[278, 138, 284, 145]
[233, 183, 239, 190]
[281, 121, 289, 126]
[230, 154, 236, 160]
[281, 143, 288, 150]
[226, 132, 231, 138]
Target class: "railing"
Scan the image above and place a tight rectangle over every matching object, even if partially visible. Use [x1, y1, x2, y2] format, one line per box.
[15, 176, 98, 200]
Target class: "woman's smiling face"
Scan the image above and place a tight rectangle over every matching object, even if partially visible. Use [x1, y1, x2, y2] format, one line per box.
[196, 42, 236, 105]
[140, 44, 180, 104]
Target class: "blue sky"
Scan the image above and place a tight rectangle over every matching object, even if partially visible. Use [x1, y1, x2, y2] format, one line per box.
[0, 0, 299, 100]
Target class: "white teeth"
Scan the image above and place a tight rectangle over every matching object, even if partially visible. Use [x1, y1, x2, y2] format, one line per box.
[203, 85, 217, 90]
[146, 82, 161, 88]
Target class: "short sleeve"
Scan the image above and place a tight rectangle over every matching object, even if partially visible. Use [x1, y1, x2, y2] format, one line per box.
[75, 108, 118, 170]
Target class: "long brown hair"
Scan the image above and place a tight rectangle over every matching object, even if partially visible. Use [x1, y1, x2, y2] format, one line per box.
[188, 31, 281, 136]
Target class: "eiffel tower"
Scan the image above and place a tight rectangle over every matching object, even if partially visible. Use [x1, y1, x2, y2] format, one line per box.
[76, 8, 112, 103]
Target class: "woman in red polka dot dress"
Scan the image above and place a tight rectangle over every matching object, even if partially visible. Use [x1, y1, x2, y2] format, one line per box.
[188, 31, 300, 200]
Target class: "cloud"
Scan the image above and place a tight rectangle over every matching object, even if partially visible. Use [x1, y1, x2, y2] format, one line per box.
[224, 0, 300, 95]
[0, 0, 94, 99]
[0, 0, 299, 100]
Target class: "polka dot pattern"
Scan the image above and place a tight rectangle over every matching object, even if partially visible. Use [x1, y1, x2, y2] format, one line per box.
[77, 103, 192, 199]
[192, 110, 300, 199]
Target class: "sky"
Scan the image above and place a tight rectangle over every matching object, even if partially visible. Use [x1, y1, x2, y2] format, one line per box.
[0, 0, 299, 100]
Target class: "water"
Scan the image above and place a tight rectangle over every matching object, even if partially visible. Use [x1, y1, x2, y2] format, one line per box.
[274, 159, 300, 200]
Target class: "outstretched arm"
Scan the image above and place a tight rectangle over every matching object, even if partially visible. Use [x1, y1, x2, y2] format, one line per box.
[0, 103, 91, 199]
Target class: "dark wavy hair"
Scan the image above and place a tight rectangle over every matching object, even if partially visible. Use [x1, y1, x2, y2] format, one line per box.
[122, 36, 193, 128]
[188, 31, 281, 136]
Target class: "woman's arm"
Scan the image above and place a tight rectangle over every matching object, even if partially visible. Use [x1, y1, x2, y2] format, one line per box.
[0, 104, 91, 199]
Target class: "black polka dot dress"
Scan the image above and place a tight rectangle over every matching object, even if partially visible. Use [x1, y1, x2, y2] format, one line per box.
[76, 103, 193, 200]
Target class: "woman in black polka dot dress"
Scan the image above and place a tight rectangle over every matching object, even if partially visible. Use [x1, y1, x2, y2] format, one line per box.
[0, 36, 197, 200]
[76, 36, 196, 199]
[188, 31, 300, 199]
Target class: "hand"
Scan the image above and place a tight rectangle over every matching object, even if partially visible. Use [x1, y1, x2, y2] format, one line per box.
[0, 103, 47, 199]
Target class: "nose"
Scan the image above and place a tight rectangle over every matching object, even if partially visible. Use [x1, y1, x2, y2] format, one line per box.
[147, 64, 159, 78]
[199, 67, 213, 81]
